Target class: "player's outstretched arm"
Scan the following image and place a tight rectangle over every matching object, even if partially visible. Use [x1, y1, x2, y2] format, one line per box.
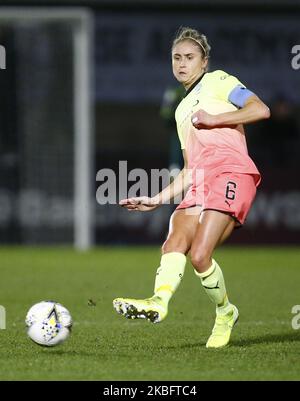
[119, 196, 159, 212]
[191, 95, 270, 129]
[120, 151, 191, 212]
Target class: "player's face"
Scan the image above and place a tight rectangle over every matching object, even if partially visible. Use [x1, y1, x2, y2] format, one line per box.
[172, 40, 208, 89]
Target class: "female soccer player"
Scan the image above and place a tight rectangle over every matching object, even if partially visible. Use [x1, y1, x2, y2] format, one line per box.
[113, 27, 270, 348]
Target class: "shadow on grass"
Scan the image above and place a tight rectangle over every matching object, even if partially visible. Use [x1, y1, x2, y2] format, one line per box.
[162, 331, 300, 351]
[41, 349, 97, 357]
[41, 349, 131, 359]
[232, 331, 300, 347]
[162, 341, 207, 350]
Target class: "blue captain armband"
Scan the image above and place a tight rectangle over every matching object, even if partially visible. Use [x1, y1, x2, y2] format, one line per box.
[228, 85, 255, 108]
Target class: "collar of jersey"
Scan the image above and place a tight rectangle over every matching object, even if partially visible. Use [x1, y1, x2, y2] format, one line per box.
[184, 72, 206, 98]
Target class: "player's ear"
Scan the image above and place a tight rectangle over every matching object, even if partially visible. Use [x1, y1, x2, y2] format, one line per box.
[202, 57, 209, 70]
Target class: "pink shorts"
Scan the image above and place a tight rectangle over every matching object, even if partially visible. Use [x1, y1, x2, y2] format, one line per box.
[176, 172, 258, 226]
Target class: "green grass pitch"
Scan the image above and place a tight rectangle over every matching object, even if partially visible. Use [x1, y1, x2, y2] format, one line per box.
[0, 246, 300, 381]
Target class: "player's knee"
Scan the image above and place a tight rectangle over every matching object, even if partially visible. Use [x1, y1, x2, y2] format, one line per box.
[162, 236, 189, 255]
[190, 249, 211, 273]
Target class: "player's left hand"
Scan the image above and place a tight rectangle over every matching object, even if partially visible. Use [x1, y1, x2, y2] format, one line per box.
[191, 109, 216, 129]
[119, 196, 159, 212]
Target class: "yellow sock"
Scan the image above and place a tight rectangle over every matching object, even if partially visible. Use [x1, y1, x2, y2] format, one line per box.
[194, 259, 231, 314]
[154, 252, 186, 306]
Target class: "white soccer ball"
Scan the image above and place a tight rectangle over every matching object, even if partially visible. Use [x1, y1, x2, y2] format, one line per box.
[25, 301, 72, 347]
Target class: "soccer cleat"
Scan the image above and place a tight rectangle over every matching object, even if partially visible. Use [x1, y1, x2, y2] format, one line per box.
[206, 305, 239, 349]
[113, 296, 167, 323]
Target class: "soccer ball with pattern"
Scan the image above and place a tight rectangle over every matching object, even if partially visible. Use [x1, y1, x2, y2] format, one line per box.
[25, 301, 72, 347]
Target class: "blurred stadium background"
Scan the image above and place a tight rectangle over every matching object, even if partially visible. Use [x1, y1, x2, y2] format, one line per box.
[0, 0, 299, 248]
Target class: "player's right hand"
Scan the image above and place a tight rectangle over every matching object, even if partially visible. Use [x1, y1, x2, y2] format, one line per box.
[119, 196, 159, 212]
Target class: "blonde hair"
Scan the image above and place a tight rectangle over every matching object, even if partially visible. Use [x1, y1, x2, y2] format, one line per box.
[172, 27, 211, 60]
